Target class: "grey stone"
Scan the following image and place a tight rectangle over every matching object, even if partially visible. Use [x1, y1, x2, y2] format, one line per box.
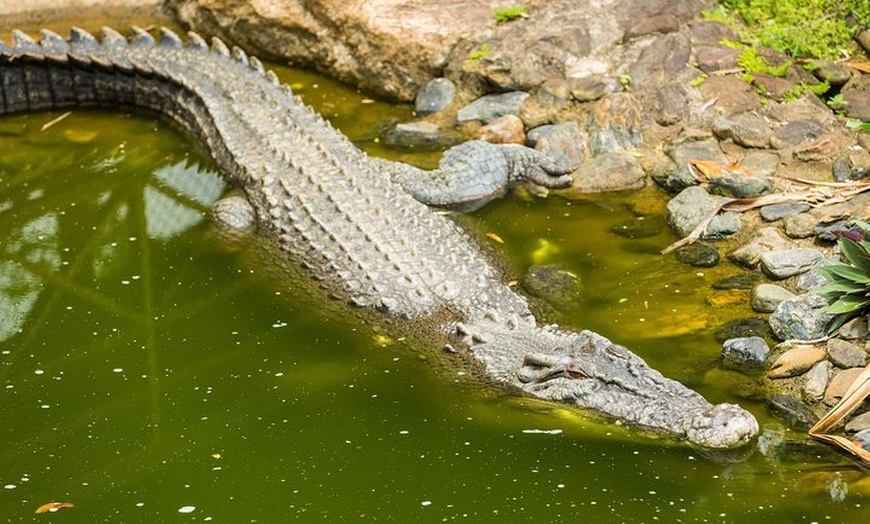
[751, 284, 796, 313]
[675, 242, 720, 267]
[727, 227, 792, 268]
[457, 91, 529, 123]
[569, 75, 621, 102]
[814, 220, 855, 244]
[769, 294, 834, 341]
[845, 410, 870, 434]
[380, 121, 462, 151]
[712, 112, 771, 149]
[708, 174, 773, 198]
[759, 202, 810, 222]
[770, 120, 824, 149]
[783, 212, 818, 239]
[529, 122, 588, 169]
[650, 162, 699, 194]
[810, 60, 852, 87]
[415, 78, 456, 115]
[627, 32, 691, 85]
[739, 151, 780, 177]
[722, 336, 770, 369]
[666, 186, 741, 239]
[796, 267, 829, 292]
[586, 93, 642, 155]
[759, 248, 824, 279]
[610, 215, 665, 239]
[832, 149, 870, 182]
[854, 428, 870, 449]
[667, 137, 728, 167]
[569, 152, 646, 193]
[769, 394, 816, 429]
[826, 338, 868, 369]
[654, 87, 687, 126]
[802, 360, 833, 403]
[838, 317, 869, 340]
[841, 77, 870, 122]
[859, 28, 870, 55]
[694, 45, 741, 73]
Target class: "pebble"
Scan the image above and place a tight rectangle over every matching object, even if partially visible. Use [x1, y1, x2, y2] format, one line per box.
[712, 111, 771, 149]
[838, 317, 869, 340]
[722, 336, 770, 369]
[767, 346, 827, 378]
[759, 202, 810, 222]
[824, 367, 866, 405]
[666, 186, 741, 239]
[415, 78, 456, 115]
[457, 91, 529, 124]
[707, 174, 773, 198]
[476, 114, 525, 144]
[674, 242, 719, 267]
[802, 360, 833, 403]
[768, 294, 833, 341]
[826, 338, 868, 369]
[750, 283, 796, 313]
[727, 227, 791, 268]
[759, 248, 823, 279]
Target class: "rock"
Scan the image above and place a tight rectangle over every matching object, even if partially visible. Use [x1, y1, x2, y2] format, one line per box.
[769, 294, 833, 341]
[859, 28, 870, 55]
[623, 14, 680, 40]
[739, 151, 780, 177]
[810, 60, 852, 87]
[569, 75, 622, 102]
[795, 268, 828, 292]
[694, 45, 741, 73]
[841, 79, 870, 122]
[415, 78, 456, 115]
[457, 91, 529, 124]
[666, 136, 729, 167]
[769, 120, 824, 149]
[715, 317, 771, 342]
[712, 273, 760, 290]
[826, 338, 868, 369]
[759, 202, 810, 222]
[476, 115, 525, 144]
[529, 122, 588, 169]
[674, 242, 719, 267]
[712, 112, 771, 149]
[698, 74, 762, 114]
[380, 121, 462, 151]
[627, 32, 691, 85]
[825, 367, 866, 405]
[666, 186, 740, 239]
[793, 133, 854, 163]
[567, 152, 646, 193]
[769, 394, 817, 429]
[707, 174, 773, 198]
[783, 212, 818, 239]
[521, 264, 582, 310]
[759, 248, 823, 279]
[650, 161, 698, 194]
[852, 428, 870, 449]
[654, 87, 688, 126]
[536, 78, 571, 109]
[802, 360, 833, 403]
[832, 149, 870, 182]
[751, 284, 796, 313]
[728, 227, 792, 268]
[722, 336, 770, 369]
[586, 93, 642, 155]
[814, 219, 857, 244]
[845, 411, 870, 434]
[609, 215, 665, 239]
[767, 346, 827, 378]
[838, 317, 869, 340]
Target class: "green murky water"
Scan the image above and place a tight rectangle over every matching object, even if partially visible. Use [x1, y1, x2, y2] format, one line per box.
[1, 22, 868, 524]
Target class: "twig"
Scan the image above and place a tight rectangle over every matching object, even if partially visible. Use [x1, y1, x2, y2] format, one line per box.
[41, 111, 72, 131]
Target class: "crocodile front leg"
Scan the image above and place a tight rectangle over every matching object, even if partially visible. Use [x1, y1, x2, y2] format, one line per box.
[385, 140, 572, 210]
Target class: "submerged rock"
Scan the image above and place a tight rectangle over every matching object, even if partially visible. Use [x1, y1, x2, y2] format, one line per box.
[675, 242, 720, 267]
[715, 317, 771, 342]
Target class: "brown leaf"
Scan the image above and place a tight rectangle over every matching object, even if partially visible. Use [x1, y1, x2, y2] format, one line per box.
[35, 502, 74, 514]
[485, 232, 504, 244]
[847, 61, 870, 74]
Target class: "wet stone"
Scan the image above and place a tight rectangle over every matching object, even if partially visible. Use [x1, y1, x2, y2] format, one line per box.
[852, 428, 870, 449]
[457, 91, 529, 124]
[803, 360, 833, 403]
[610, 215, 665, 239]
[569, 152, 646, 193]
[728, 227, 792, 268]
[759, 202, 810, 222]
[666, 186, 741, 239]
[715, 317, 771, 342]
[650, 161, 698, 194]
[712, 112, 771, 149]
[521, 265, 583, 310]
[759, 248, 823, 279]
[380, 121, 462, 151]
[415, 78, 456, 115]
[674, 242, 719, 267]
[769, 120, 824, 150]
[769, 394, 816, 430]
[769, 294, 833, 341]
[707, 174, 773, 198]
[826, 338, 868, 369]
[712, 273, 760, 290]
[751, 283, 796, 313]
[722, 336, 770, 369]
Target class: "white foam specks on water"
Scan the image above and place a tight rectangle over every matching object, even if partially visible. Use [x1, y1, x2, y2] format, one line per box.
[177, 505, 196, 513]
[3, 484, 16, 490]
[421, 500, 432, 507]
[521, 429, 563, 435]
[34, 369, 44, 375]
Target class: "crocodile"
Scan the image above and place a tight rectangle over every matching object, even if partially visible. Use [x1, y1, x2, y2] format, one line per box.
[0, 27, 759, 448]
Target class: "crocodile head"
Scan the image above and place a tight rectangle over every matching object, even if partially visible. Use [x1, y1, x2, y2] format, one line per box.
[464, 316, 760, 448]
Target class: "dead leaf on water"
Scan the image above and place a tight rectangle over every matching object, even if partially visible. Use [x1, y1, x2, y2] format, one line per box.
[35, 502, 74, 514]
[486, 232, 504, 244]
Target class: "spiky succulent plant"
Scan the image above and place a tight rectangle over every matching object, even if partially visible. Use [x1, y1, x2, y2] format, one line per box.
[815, 221, 870, 332]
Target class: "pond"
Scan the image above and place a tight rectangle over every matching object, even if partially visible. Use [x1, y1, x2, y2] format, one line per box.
[1, 19, 868, 523]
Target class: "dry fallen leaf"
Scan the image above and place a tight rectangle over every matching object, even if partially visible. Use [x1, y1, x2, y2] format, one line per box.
[485, 232, 504, 244]
[35, 502, 74, 514]
[689, 159, 754, 179]
[847, 61, 870, 74]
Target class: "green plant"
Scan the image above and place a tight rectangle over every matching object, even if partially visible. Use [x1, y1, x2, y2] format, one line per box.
[690, 74, 708, 87]
[827, 93, 849, 110]
[619, 73, 632, 87]
[815, 221, 870, 332]
[468, 43, 491, 60]
[737, 48, 790, 77]
[493, 5, 528, 23]
[845, 120, 870, 132]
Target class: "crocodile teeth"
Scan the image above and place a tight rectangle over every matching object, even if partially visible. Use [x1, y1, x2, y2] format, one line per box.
[38, 29, 69, 54]
[210, 36, 230, 57]
[265, 70, 280, 85]
[187, 31, 208, 51]
[130, 27, 155, 47]
[158, 27, 183, 49]
[248, 55, 265, 74]
[100, 27, 128, 47]
[70, 27, 98, 48]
